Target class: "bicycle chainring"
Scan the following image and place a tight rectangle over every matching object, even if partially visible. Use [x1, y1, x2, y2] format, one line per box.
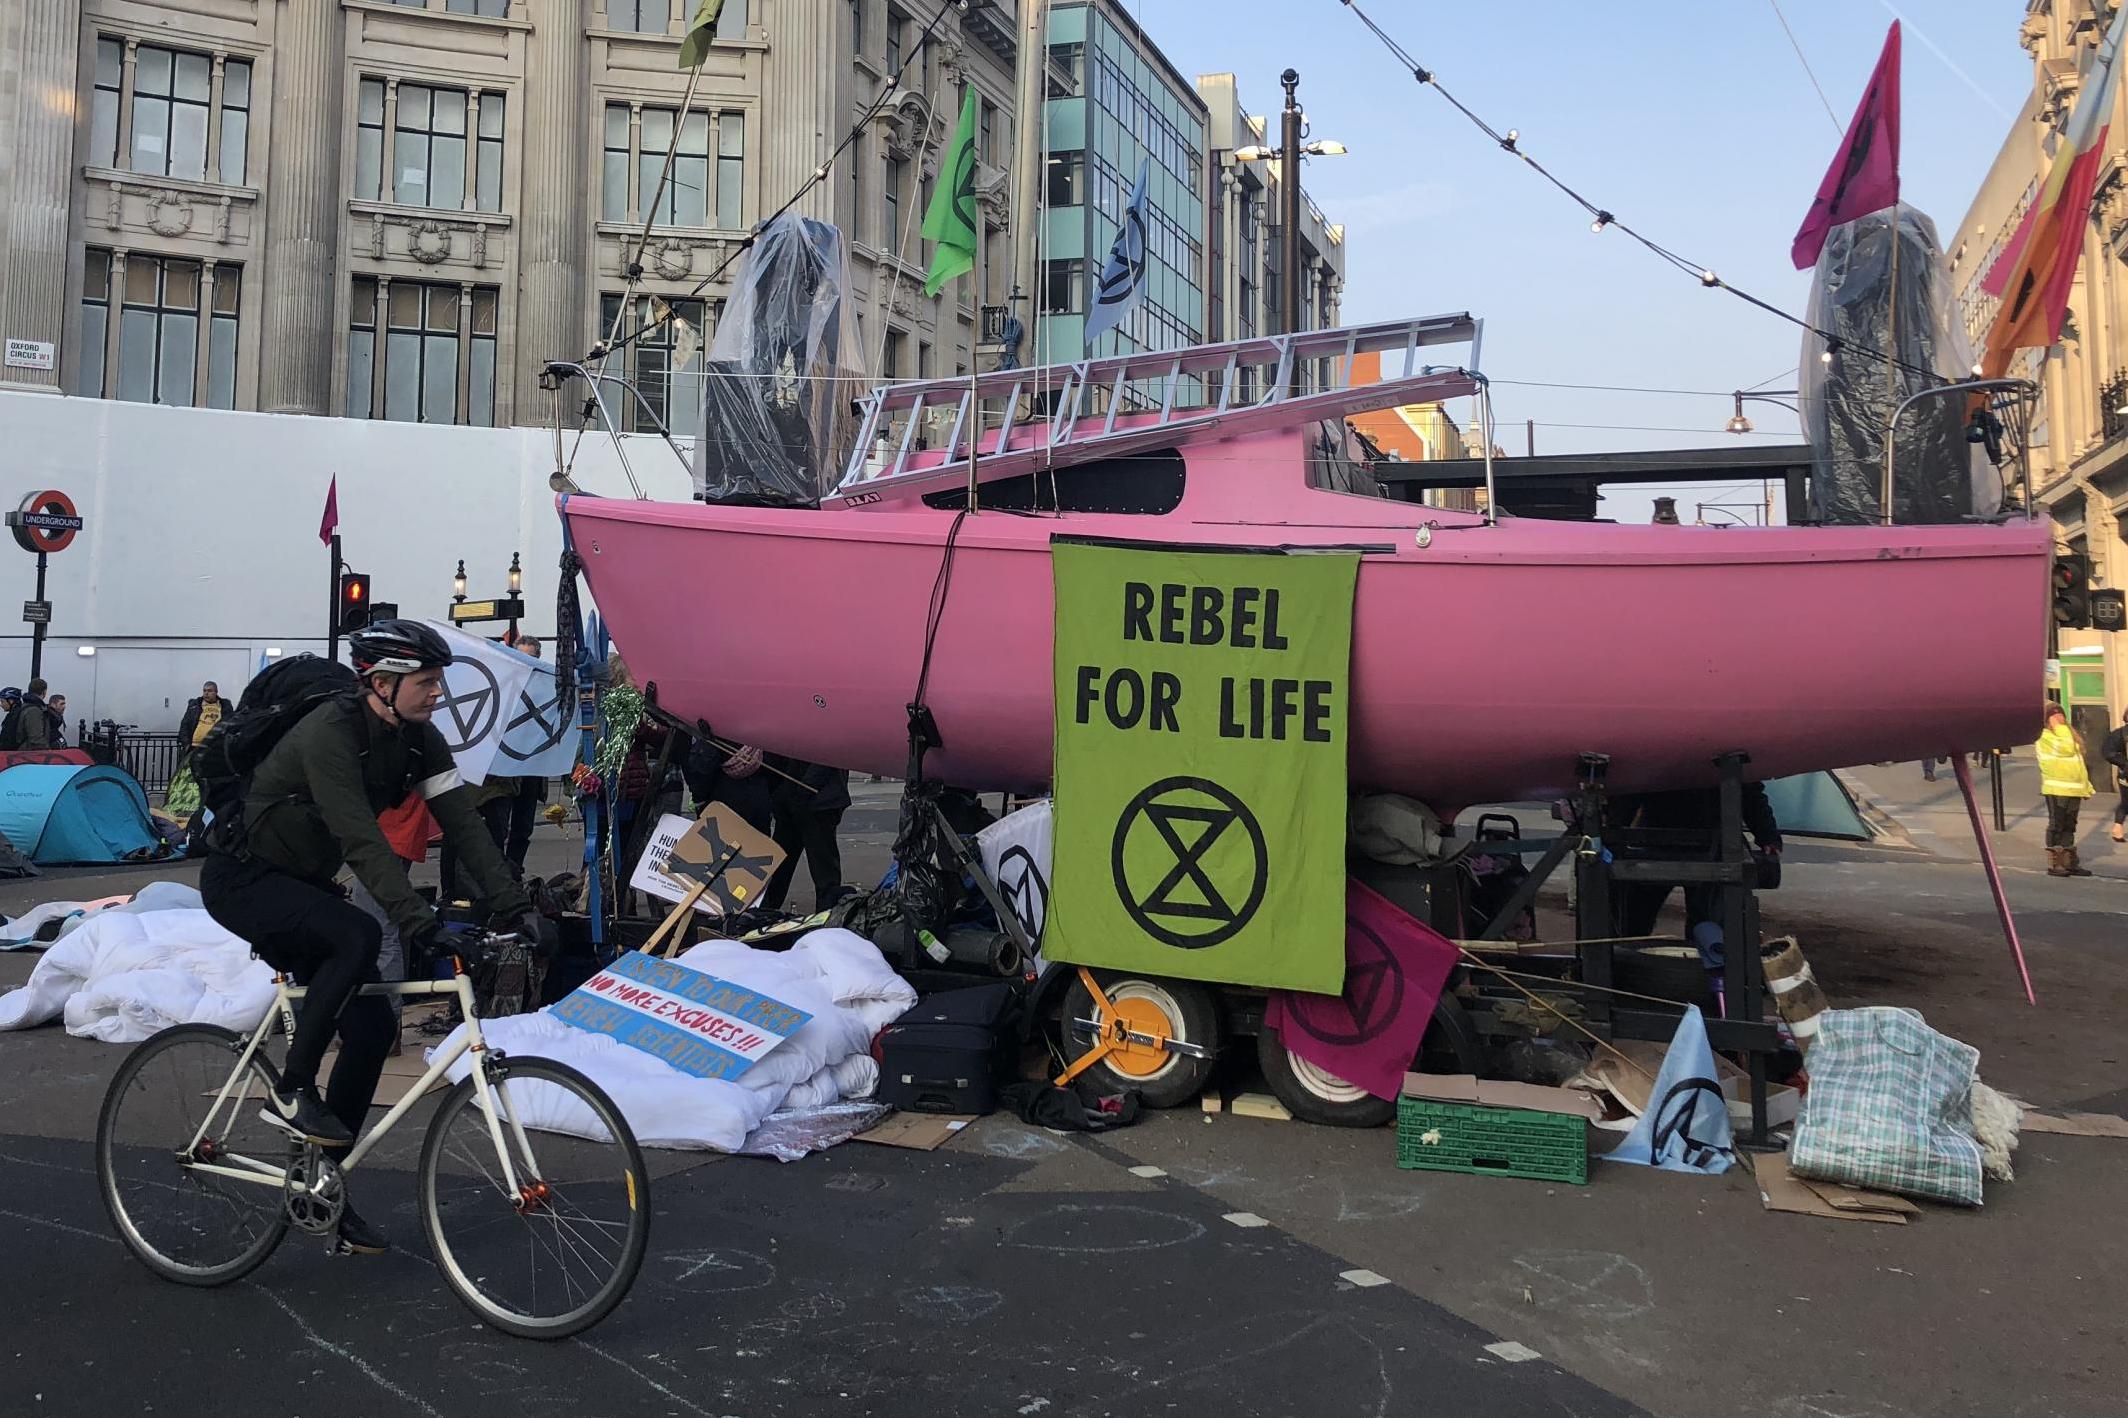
[283, 1150, 347, 1236]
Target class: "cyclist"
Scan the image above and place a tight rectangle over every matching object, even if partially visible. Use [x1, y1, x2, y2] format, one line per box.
[201, 620, 546, 1255]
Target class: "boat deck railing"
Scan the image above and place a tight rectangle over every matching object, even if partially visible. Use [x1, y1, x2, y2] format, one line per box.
[836, 315, 1487, 495]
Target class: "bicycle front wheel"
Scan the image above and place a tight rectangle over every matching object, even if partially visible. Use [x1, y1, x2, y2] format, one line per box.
[96, 1023, 292, 1285]
[419, 1056, 649, 1339]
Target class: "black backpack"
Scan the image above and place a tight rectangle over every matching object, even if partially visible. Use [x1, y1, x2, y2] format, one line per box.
[192, 654, 360, 856]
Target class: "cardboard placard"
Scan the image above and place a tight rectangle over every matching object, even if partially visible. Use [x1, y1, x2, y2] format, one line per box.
[1401, 1071, 1606, 1121]
[551, 950, 809, 1081]
[628, 803, 785, 917]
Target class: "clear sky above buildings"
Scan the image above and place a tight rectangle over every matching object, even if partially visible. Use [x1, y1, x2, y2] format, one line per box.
[1132, 0, 2033, 521]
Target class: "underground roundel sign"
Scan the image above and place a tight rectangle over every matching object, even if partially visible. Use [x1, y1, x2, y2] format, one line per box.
[9, 490, 83, 555]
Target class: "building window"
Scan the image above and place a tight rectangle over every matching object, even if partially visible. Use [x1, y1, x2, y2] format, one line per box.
[348, 278, 496, 425]
[1049, 41, 1084, 97]
[883, 156, 905, 250]
[108, 42, 253, 184]
[885, 5, 906, 72]
[611, 1, 670, 32]
[75, 250, 112, 399]
[356, 79, 504, 212]
[918, 340, 933, 378]
[1042, 258, 1083, 316]
[980, 98, 996, 164]
[718, 112, 745, 228]
[110, 253, 240, 408]
[446, 0, 510, 14]
[598, 293, 707, 439]
[601, 104, 742, 228]
[883, 329, 905, 380]
[1047, 151, 1083, 208]
[850, 0, 864, 58]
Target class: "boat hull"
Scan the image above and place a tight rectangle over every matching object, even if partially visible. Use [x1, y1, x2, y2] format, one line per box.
[564, 494, 2050, 808]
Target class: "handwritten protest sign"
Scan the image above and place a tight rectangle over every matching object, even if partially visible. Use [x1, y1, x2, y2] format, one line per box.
[627, 803, 785, 917]
[550, 951, 811, 1080]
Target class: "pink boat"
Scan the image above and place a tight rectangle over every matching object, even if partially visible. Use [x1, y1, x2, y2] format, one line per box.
[561, 319, 2050, 809]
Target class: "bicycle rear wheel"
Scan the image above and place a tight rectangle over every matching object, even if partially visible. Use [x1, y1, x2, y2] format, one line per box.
[419, 1056, 649, 1339]
[96, 1023, 291, 1285]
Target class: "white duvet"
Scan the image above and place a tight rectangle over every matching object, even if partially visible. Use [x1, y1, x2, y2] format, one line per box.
[433, 929, 916, 1152]
[0, 885, 277, 1043]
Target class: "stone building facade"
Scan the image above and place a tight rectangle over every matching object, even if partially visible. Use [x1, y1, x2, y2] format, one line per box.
[0, 0, 1024, 432]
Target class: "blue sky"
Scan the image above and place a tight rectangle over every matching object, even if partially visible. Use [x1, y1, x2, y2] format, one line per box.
[1127, 0, 2035, 521]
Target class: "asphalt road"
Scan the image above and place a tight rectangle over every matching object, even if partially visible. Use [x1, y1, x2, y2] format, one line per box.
[1, 779, 2123, 1418]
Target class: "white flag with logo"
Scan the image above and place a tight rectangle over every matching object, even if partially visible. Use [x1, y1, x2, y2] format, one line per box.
[976, 799, 1053, 968]
[427, 622, 577, 785]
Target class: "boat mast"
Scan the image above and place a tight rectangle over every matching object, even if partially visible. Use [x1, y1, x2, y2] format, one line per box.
[1009, 0, 1049, 355]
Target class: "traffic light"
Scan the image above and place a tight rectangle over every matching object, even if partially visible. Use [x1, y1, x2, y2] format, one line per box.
[337, 571, 372, 634]
[2054, 553, 2093, 630]
[367, 600, 399, 626]
[2094, 589, 2127, 633]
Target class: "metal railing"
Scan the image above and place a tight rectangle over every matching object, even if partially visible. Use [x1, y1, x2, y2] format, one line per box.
[2104, 368, 2128, 444]
[83, 725, 188, 793]
[980, 305, 1012, 344]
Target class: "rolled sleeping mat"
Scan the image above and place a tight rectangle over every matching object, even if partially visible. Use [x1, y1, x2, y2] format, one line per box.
[941, 925, 1024, 978]
[1760, 936, 1829, 1048]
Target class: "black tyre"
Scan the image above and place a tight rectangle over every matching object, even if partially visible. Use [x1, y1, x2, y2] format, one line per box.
[96, 1023, 291, 1286]
[1259, 993, 1489, 1128]
[419, 1055, 650, 1340]
[1059, 971, 1221, 1108]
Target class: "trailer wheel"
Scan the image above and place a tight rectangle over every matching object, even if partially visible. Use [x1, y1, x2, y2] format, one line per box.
[1060, 972, 1220, 1109]
[1260, 993, 1488, 1128]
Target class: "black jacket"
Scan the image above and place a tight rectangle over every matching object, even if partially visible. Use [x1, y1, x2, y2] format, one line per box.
[767, 755, 852, 815]
[1, 695, 61, 751]
[236, 697, 529, 936]
[178, 695, 229, 747]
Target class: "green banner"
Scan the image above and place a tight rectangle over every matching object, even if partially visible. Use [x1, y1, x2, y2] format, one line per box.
[1045, 542, 1357, 994]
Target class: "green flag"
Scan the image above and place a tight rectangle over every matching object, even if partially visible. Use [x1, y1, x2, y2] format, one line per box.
[678, 0, 727, 70]
[922, 88, 981, 296]
[1044, 543, 1358, 995]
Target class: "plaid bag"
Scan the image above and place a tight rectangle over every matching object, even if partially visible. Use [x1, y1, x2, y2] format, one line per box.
[1790, 1007, 1984, 1206]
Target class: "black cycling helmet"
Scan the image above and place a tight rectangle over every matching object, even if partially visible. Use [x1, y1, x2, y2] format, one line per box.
[349, 619, 454, 677]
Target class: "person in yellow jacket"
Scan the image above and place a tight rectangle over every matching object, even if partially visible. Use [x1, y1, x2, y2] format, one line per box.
[2036, 703, 2095, 877]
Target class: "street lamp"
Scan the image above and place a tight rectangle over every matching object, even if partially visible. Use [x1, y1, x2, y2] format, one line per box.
[1723, 389, 1800, 435]
[508, 551, 523, 595]
[453, 559, 467, 603]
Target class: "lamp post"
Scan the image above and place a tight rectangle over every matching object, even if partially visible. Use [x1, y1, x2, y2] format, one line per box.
[1234, 71, 1345, 392]
[452, 559, 468, 603]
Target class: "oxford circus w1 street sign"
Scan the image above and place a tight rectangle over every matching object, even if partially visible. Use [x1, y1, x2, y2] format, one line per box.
[1044, 541, 1357, 995]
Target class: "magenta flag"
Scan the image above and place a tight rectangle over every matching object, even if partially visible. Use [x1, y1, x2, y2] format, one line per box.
[318, 474, 339, 546]
[1265, 880, 1460, 1102]
[1791, 21, 1901, 270]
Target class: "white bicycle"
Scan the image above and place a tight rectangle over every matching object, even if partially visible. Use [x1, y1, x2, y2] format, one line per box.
[94, 933, 649, 1339]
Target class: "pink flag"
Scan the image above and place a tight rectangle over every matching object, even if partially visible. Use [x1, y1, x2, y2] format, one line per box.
[1264, 880, 1460, 1102]
[1791, 22, 1901, 270]
[318, 474, 339, 546]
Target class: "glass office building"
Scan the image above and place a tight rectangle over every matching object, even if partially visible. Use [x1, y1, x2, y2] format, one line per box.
[1036, 2, 1209, 364]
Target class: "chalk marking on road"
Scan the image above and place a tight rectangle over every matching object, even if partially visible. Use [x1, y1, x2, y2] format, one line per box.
[1483, 1340, 1542, 1363]
[1002, 1204, 1207, 1254]
[1127, 1165, 1168, 1178]
[1018, 1399, 1051, 1415]
[244, 1283, 446, 1418]
[1223, 1211, 1270, 1228]
[578, 1339, 721, 1418]
[1339, 1269, 1391, 1288]
[0, 1205, 117, 1245]
[1509, 1250, 1655, 1322]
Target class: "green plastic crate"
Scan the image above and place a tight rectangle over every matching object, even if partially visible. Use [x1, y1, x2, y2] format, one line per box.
[1397, 1096, 1588, 1184]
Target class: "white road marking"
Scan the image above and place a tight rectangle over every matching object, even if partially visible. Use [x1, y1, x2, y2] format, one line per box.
[1484, 1341, 1543, 1363]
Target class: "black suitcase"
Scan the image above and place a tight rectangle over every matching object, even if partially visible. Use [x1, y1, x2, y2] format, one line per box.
[876, 984, 1020, 1115]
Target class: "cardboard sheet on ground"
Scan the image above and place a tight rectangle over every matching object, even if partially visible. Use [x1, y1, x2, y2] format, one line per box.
[1754, 1152, 1913, 1224]
[1572, 1040, 1801, 1131]
[1045, 542, 1357, 993]
[854, 1112, 975, 1150]
[628, 803, 784, 916]
[2020, 1111, 2128, 1138]
[551, 950, 811, 1081]
[1267, 881, 1459, 1100]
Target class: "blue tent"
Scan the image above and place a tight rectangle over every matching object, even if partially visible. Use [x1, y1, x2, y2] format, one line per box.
[0, 764, 167, 864]
[1762, 771, 1873, 841]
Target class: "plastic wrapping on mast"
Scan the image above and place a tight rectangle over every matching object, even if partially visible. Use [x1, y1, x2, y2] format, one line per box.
[1797, 203, 1999, 525]
[693, 214, 867, 506]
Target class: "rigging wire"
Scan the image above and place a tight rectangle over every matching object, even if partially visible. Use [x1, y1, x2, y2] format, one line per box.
[1767, 0, 1845, 131]
[1332, 0, 1946, 387]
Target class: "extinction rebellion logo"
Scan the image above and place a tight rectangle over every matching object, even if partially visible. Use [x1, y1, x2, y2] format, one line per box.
[1110, 775, 1268, 950]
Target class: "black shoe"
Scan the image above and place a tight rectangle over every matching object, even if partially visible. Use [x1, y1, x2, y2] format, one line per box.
[333, 1202, 391, 1256]
[258, 1085, 354, 1146]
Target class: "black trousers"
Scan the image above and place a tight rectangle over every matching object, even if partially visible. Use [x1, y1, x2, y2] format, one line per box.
[201, 856, 394, 1143]
[2045, 795, 2082, 849]
[2114, 783, 2128, 827]
[763, 808, 847, 912]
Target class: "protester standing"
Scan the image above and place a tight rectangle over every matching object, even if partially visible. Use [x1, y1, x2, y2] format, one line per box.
[2103, 708, 2128, 845]
[762, 756, 852, 912]
[2037, 703, 2095, 876]
[178, 681, 229, 757]
[2, 679, 63, 749]
[46, 695, 68, 746]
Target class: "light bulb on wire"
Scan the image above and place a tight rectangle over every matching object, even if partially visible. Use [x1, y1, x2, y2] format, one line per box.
[1590, 210, 1614, 234]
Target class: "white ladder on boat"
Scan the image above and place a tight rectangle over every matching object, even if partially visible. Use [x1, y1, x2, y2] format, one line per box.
[835, 314, 1484, 495]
